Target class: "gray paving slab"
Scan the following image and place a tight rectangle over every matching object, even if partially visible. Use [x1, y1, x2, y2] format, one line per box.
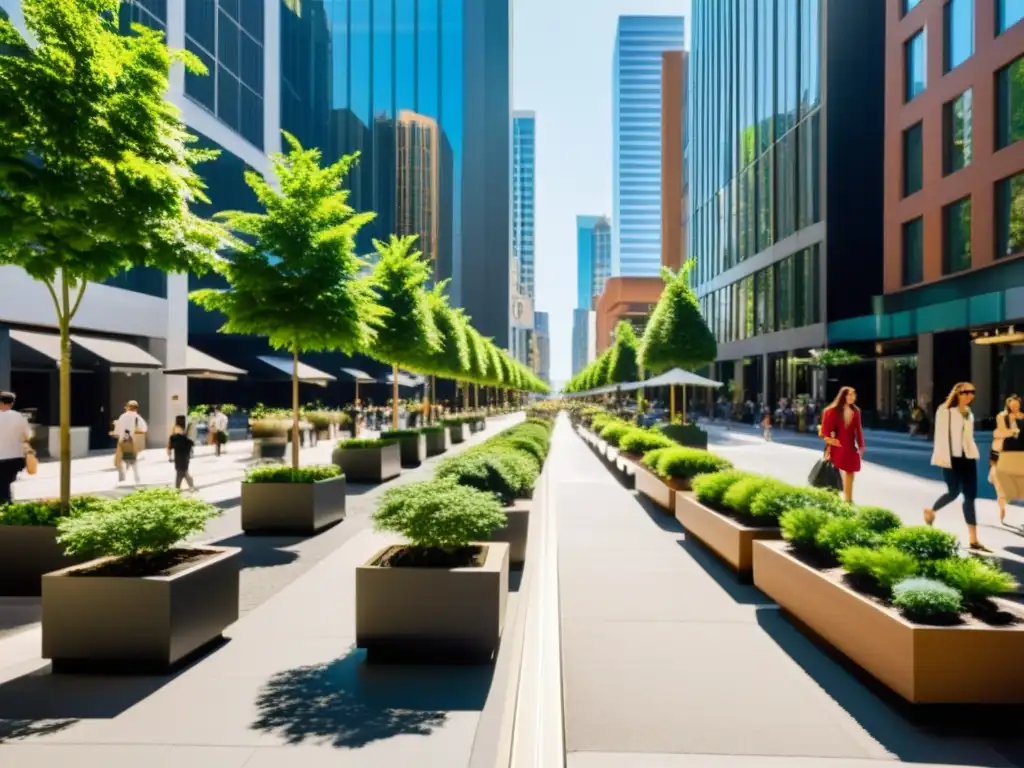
[558, 423, 1018, 767]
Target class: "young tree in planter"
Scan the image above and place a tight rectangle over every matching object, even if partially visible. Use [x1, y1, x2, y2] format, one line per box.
[638, 262, 717, 421]
[0, 0, 224, 507]
[608, 320, 640, 409]
[191, 135, 382, 469]
[465, 326, 491, 410]
[485, 341, 506, 407]
[425, 284, 470, 418]
[367, 235, 442, 429]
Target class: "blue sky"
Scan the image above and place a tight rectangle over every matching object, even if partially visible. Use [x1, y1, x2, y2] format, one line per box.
[513, 0, 691, 386]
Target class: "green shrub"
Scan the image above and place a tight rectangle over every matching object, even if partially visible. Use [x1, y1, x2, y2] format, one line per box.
[885, 526, 958, 562]
[722, 476, 780, 517]
[814, 517, 880, 558]
[657, 422, 709, 448]
[649, 446, 733, 481]
[373, 478, 507, 550]
[619, 428, 675, 456]
[691, 469, 748, 508]
[839, 546, 919, 592]
[0, 496, 110, 527]
[436, 449, 537, 504]
[381, 429, 422, 439]
[856, 506, 903, 534]
[932, 557, 1019, 602]
[305, 411, 332, 430]
[779, 507, 833, 551]
[420, 426, 446, 435]
[336, 438, 398, 450]
[250, 419, 289, 439]
[57, 488, 220, 560]
[599, 421, 632, 447]
[244, 465, 342, 484]
[892, 578, 963, 623]
[590, 414, 613, 431]
[491, 434, 548, 463]
[748, 485, 849, 521]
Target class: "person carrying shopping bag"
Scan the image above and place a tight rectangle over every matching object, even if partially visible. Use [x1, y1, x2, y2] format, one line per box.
[924, 382, 987, 551]
[992, 395, 1024, 526]
[819, 386, 865, 504]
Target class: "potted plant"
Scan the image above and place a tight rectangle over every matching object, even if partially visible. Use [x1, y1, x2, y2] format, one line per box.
[0, 496, 107, 596]
[636, 445, 731, 511]
[44, 489, 238, 672]
[442, 416, 469, 444]
[356, 478, 510, 661]
[332, 438, 402, 483]
[380, 428, 427, 467]
[240, 465, 345, 535]
[421, 425, 451, 457]
[250, 418, 289, 460]
[755, 510, 1024, 703]
[306, 410, 333, 441]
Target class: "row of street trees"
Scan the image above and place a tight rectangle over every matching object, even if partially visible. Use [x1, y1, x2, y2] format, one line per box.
[0, 0, 545, 499]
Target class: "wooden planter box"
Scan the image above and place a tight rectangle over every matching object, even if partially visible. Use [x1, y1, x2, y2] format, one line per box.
[447, 423, 467, 444]
[382, 432, 427, 467]
[675, 493, 780, 575]
[634, 463, 688, 511]
[483, 500, 531, 567]
[240, 475, 346, 535]
[0, 526, 91, 597]
[753, 540, 1024, 703]
[332, 442, 402, 483]
[356, 542, 509, 662]
[424, 428, 451, 457]
[42, 546, 240, 673]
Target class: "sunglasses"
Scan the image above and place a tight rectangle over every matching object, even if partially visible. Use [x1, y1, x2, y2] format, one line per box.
[960, 389, 976, 396]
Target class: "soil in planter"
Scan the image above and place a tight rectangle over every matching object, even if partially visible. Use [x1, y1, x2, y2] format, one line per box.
[71, 548, 222, 578]
[372, 545, 487, 569]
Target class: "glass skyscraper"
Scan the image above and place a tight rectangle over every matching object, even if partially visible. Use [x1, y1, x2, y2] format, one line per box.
[513, 111, 536, 299]
[612, 15, 684, 277]
[576, 215, 612, 311]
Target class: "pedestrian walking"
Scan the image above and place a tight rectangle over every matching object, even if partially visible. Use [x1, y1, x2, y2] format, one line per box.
[0, 391, 33, 504]
[760, 408, 773, 441]
[113, 400, 148, 469]
[168, 424, 196, 491]
[990, 394, 1024, 525]
[925, 382, 987, 551]
[207, 406, 228, 456]
[117, 426, 141, 484]
[819, 386, 865, 504]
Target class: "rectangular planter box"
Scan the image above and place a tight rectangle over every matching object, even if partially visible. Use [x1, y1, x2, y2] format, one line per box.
[676, 493, 780, 575]
[753, 540, 1024, 703]
[382, 433, 427, 467]
[483, 500, 531, 567]
[240, 475, 346, 535]
[446, 423, 467, 444]
[42, 546, 240, 673]
[253, 438, 287, 460]
[634, 463, 689, 511]
[424, 428, 450, 457]
[356, 542, 509, 662]
[0, 526, 91, 597]
[333, 442, 402, 483]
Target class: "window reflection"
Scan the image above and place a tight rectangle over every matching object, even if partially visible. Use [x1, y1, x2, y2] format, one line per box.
[943, 90, 972, 175]
[997, 56, 1024, 150]
[996, 173, 1024, 259]
[902, 217, 924, 285]
[904, 30, 926, 102]
[944, 0, 973, 73]
[943, 197, 972, 275]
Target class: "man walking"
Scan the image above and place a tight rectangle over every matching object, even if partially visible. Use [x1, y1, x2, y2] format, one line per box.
[113, 400, 148, 480]
[0, 391, 32, 504]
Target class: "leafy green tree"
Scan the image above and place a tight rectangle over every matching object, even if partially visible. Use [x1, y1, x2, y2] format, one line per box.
[191, 134, 381, 469]
[423, 283, 469, 420]
[367, 234, 442, 428]
[0, 0, 224, 506]
[639, 263, 717, 374]
[608, 321, 640, 384]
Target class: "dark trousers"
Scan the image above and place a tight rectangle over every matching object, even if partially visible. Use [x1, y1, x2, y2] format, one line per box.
[933, 456, 977, 526]
[174, 466, 194, 490]
[0, 457, 26, 504]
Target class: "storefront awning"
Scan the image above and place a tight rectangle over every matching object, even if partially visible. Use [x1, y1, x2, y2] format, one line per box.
[9, 329, 62, 363]
[257, 356, 336, 387]
[341, 367, 376, 383]
[386, 371, 425, 388]
[70, 335, 163, 373]
[163, 347, 248, 381]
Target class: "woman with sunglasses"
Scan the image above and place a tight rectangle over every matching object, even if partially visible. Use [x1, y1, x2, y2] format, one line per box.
[925, 382, 987, 551]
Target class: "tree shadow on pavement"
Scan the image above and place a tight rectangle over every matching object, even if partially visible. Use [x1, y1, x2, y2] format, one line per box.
[211, 533, 301, 569]
[250, 645, 493, 749]
[633, 493, 685, 534]
[674, 538, 770, 606]
[757, 608, 1024, 766]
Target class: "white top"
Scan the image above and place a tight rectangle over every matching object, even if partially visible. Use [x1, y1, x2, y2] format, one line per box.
[931, 404, 979, 468]
[113, 411, 148, 439]
[208, 412, 228, 431]
[0, 409, 32, 461]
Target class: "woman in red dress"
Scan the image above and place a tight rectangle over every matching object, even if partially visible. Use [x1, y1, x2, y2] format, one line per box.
[819, 386, 865, 504]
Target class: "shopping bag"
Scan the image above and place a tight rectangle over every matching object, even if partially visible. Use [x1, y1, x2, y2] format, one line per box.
[24, 450, 38, 476]
[808, 455, 842, 491]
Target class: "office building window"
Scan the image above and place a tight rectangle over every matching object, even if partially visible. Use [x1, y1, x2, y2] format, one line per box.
[797, 112, 820, 228]
[756, 149, 773, 253]
[905, 0, 922, 14]
[944, 0, 974, 73]
[943, 197, 972, 274]
[903, 122, 923, 196]
[905, 30, 926, 102]
[996, 56, 1024, 150]
[998, 0, 1024, 34]
[996, 172, 1024, 259]
[942, 90, 972, 174]
[774, 257, 793, 331]
[776, 131, 797, 241]
[902, 218, 924, 286]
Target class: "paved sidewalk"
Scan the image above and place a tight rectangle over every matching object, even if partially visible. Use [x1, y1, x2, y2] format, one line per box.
[557, 425, 1020, 767]
[0, 416, 527, 767]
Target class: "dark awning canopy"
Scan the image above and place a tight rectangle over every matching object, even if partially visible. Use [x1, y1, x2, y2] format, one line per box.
[341, 367, 376, 383]
[386, 371, 426, 389]
[257, 356, 336, 387]
[70, 335, 163, 373]
[163, 347, 248, 381]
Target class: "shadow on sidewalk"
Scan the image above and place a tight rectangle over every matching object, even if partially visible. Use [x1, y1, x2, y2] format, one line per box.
[250, 645, 493, 748]
[757, 608, 1024, 766]
[674, 538, 770, 606]
[633, 493, 686, 534]
[211, 533, 301, 570]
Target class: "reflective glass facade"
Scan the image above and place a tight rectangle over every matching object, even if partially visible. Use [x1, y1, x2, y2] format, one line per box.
[905, 29, 926, 102]
[996, 171, 1024, 259]
[996, 55, 1024, 150]
[612, 16, 685, 277]
[944, 0, 974, 73]
[998, 0, 1024, 34]
[279, 0, 511, 344]
[942, 89, 973, 175]
[576, 215, 612, 310]
[513, 113, 536, 299]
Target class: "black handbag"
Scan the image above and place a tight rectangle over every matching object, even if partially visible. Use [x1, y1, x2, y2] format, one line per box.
[808, 449, 843, 491]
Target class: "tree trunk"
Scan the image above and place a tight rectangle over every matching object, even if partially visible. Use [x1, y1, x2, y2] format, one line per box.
[291, 347, 300, 470]
[473, 383, 479, 410]
[670, 385, 676, 423]
[58, 277, 72, 510]
[430, 375, 437, 424]
[392, 364, 400, 429]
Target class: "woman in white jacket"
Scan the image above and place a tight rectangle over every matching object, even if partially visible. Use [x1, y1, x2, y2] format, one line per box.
[925, 382, 987, 551]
